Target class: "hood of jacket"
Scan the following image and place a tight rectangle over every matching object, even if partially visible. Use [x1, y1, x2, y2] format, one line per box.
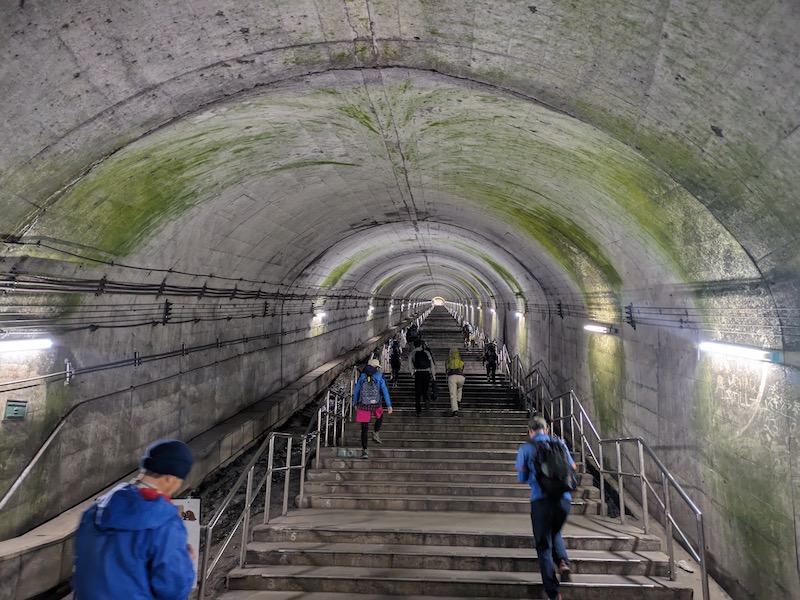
[362, 364, 379, 377]
[92, 483, 179, 532]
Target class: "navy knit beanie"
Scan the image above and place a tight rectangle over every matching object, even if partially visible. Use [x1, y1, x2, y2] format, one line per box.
[139, 439, 194, 479]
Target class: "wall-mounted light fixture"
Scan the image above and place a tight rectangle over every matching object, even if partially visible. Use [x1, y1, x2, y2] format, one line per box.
[315, 312, 327, 319]
[0, 338, 53, 353]
[698, 341, 779, 362]
[583, 324, 612, 334]
[368, 305, 374, 312]
[516, 311, 524, 318]
[491, 308, 496, 314]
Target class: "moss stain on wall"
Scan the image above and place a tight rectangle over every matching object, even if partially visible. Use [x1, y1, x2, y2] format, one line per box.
[320, 256, 358, 289]
[692, 357, 798, 598]
[587, 334, 625, 436]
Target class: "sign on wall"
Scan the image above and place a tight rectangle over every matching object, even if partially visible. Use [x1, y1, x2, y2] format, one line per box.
[177, 498, 201, 587]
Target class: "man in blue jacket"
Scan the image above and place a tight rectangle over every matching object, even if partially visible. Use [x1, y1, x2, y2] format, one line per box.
[515, 416, 575, 600]
[73, 439, 196, 600]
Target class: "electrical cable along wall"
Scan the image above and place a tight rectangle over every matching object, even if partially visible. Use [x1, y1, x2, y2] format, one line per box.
[0, 256, 409, 540]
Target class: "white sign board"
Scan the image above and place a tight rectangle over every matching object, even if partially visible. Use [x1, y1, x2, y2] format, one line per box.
[176, 498, 201, 588]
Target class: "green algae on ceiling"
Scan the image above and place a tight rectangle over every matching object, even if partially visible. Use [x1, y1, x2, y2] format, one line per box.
[448, 241, 523, 296]
[20, 74, 757, 297]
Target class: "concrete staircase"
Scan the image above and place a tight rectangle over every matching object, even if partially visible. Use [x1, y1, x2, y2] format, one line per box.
[219, 308, 692, 599]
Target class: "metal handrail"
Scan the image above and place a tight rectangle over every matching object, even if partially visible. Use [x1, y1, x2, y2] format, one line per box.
[197, 431, 309, 598]
[510, 358, 710, 600]
[198, 361, 365, 598]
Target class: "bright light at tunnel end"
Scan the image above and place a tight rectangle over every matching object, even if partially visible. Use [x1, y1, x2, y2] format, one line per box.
[698, 341, 779, 362]
[0, 338, 53, 353]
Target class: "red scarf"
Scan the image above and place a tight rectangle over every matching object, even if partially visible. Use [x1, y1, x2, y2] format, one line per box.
[137, 486, 171, 503]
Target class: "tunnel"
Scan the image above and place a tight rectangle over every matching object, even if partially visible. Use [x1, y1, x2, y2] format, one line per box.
[0, 1, 798, 599]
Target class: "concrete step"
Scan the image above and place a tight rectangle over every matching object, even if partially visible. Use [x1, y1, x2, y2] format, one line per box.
[302, 481, 600, 500]
[245, 542, 669, 576]
[300, 493, 600, 514]
[319, 446, 519, 461]
[252, 510, 663, 552]
[227, 566, 691, 599]
[306, 469, 595, 487]
[218, 594, 542, 600]
[342, 437, 526, 449]
[322, 457, 514, 471]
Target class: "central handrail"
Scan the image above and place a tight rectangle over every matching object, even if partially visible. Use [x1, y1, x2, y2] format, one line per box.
[197, 360, 365, 598]
[197, 430, 309, 598]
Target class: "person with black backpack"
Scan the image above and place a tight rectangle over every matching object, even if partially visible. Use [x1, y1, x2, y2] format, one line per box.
[389, 336, 402, 387]
[482, 342, 499, 386]
[407, 339, 435, 417]
[353, 358, 393, 459]
[406, 323, 421, 346]
[515, 415, 578, 600]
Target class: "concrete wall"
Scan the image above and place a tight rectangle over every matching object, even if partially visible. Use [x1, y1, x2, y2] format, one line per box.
[0, 271, 406, 539]
[0, 323, 401, 600]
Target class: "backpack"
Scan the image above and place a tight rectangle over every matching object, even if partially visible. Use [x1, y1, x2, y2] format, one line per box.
[358, 375, 382, 411]
[412, 349, 431, 370]
[528, 437, 578, 499]
[485, 347, 498, 365]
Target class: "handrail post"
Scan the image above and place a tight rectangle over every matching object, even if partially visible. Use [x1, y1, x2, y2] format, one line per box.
[599, 443, 606, 517]
[282, 437, 293, 515]
[298, 437, 307, 509]
[638, 439, 649, 534]
[239, 466, 254, 568]
[324, 391, 331, 448]
[315, 407, 322, 469]
[697, 513, 710, 600]
[198, 525, 212, 598]
[616, 441, 625, 524]
[578, 410, 586, 474]
[263, 435, 276, 524]
[569, 392, 575, 447]
[662, 471, 675, 580]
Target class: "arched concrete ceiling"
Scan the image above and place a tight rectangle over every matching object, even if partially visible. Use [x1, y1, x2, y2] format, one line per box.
[1, 1, 797, 345]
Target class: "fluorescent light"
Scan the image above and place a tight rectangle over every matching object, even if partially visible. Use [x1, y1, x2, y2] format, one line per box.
[368, 306, 374, 312]
[315, 312, 326, 319]
[584, 324, 610, 334]
[0, 338, 53, 353]
[516, 311, 524, 318]
[491, 308, 496, 314]
[699, 342, 774, 362]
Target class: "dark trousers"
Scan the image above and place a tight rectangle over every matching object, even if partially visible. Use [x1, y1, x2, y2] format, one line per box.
[390, 357, 401, 382]
[413, 371, 431, 415]
[530, 496, 571, 599]
[485, 362, 497, 383]
[360, 414, 383, 450]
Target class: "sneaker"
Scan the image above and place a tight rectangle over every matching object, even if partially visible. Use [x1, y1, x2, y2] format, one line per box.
[558, 559, 571, 582]
[450, 411, 459, 417]
[361, 449, 369, 459]
[373, 432, 382, 444]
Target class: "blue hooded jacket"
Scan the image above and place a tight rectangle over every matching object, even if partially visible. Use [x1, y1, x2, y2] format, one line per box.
[73, 483, 195, 600]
